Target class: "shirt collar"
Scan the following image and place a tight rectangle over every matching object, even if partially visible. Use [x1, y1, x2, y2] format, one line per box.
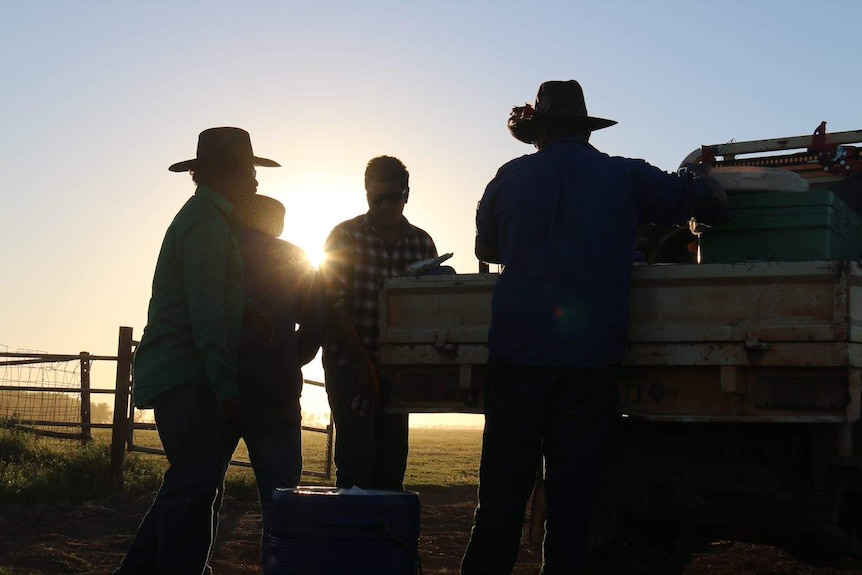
[195, 185, 235, 216]
[543, 135, 597, 152]
[361, 212, 415, 237]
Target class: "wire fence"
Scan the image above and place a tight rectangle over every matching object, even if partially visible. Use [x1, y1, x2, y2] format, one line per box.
[0, 328, 334, 482]
[0, 348, 117, 441]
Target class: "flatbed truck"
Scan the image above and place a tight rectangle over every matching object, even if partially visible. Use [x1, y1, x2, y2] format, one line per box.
[377, 124, 862, 572]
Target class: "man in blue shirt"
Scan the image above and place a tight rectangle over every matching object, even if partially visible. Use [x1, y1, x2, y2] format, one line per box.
[461, 81, 731, 575]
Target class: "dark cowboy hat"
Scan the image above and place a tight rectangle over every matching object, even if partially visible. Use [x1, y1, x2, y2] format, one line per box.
[168, 127, 280, 172]
[508, 80, 617, 144]
[235, 194, 286, 238]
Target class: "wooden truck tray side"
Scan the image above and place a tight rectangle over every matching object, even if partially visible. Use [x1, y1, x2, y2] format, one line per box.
[379, 273, 495, 413]
[378, 262, 862, 424]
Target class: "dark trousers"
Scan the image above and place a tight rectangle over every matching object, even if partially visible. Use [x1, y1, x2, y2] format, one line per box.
[243, 400, 303, 497]
[242, 400, 303, 573]
[461, 357, 619, 575]
[324, 366, 409, 490]
[115, 383, 240, 575]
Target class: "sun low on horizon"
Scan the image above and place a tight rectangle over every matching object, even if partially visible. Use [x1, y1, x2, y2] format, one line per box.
[259, 172, 363, 270]
[295, 239, 327, 270]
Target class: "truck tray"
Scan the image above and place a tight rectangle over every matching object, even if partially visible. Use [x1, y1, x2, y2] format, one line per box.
[379, 263, 862, 422]
[382, 261, 862, 350]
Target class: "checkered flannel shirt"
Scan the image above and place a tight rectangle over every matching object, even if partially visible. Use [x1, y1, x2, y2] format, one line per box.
[321, 213, 438, 369]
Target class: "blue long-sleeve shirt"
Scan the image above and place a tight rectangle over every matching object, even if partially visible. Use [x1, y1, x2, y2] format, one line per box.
[476, 137, 731, 368]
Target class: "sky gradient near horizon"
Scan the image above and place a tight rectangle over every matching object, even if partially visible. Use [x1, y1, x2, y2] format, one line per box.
[2, 1, 861, 425]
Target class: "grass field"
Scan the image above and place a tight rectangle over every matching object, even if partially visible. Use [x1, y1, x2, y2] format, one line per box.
[404, 427, 483, 487]
[1, 421, 484, 505]
[119, 425, 484, 489]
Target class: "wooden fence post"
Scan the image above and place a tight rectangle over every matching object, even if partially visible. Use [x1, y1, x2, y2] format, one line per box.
[110, 326, 134, 488]
[79, 351, 92, 442]
[325, 413, 334, 480]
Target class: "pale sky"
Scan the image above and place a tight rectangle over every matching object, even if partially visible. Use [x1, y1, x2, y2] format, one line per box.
[2, 0, 860, 426]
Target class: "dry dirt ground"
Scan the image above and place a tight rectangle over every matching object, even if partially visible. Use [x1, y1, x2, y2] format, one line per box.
[1, 486, 860, 575]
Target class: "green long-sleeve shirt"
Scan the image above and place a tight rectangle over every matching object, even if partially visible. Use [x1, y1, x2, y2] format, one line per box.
[133, 186, 244, 408]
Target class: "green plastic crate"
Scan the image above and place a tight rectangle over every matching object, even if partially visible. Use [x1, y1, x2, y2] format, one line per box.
[700, 191, 862, 263]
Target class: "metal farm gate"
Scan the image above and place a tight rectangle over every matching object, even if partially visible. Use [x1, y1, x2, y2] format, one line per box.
[112, 327, 334, 483]
[1, 327, 334, 486]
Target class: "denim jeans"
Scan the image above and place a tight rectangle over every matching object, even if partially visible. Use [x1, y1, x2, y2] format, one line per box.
[115, 382, 240, 575]
[242, 401, 302, 574]
[324, 366, 409, 490]
[461, 357, 619, 575]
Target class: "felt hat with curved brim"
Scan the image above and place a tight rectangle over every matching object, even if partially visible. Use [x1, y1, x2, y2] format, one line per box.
[235, 194, 286, 238]
[168, 127, 280, 172]
[508, 80, 617, 144]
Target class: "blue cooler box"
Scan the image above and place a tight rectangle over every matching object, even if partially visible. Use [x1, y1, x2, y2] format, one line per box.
[264, 486, 421, 575]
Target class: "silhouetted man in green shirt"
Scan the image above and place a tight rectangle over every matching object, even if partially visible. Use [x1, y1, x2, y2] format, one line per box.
[115, 127, 280, 575]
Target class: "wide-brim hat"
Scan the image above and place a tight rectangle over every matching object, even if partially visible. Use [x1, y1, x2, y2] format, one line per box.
[235, 194, 286, 238]
[169, 127, 280, 172]
[508, 80, 617, 144]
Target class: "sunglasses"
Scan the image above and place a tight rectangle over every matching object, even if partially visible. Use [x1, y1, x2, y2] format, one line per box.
[368, 189, 407, 207]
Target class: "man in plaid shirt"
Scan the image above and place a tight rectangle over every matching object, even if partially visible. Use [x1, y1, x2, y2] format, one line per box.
[321, 155, 438, 490]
